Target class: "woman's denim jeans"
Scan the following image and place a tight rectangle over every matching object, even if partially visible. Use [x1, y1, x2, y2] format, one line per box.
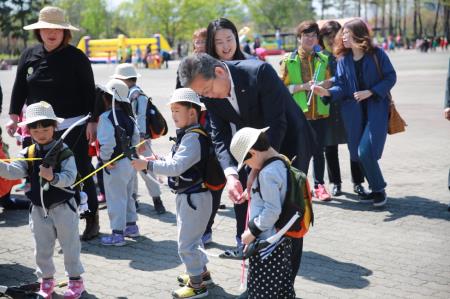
[357, 125, 386, 192]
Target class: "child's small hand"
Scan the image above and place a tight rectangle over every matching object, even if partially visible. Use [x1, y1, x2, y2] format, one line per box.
[137, 139, 147, 155]
[241, 230, 256, 245]
[144, 154, 157, 161]
[39, 165, 54, 181]
[106, 163, 116, 170]
[131, 159, 149, 171]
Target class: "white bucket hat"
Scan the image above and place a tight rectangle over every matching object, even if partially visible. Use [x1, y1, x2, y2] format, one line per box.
[168, 88, 205, 109]
[97, 79, 130, 103]
[230, 127, 269, 171]
[110, 63, 141, 80]
[18, 101, 64, 127]
[23, 6, 79, 31]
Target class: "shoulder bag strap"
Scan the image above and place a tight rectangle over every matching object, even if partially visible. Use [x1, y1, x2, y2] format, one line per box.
[372, 52, 393, 102]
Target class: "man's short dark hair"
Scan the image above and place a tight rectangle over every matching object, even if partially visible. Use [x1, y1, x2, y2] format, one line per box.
[178, 53, 224, 87]
[296, 21, 319, 38]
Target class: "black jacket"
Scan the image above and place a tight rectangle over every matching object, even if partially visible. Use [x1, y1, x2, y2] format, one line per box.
[201, 60, 316, 173]
[10, 44, 95, 118]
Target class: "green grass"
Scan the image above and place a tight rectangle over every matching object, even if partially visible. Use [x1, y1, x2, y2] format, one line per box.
[0, 53, 19, 60]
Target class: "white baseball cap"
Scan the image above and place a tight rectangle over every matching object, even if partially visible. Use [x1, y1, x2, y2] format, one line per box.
[168, 88, 205, 109]
[97, 79, 130, 103]
[110, 63, 141, 80]
[18, 101, 64, 127]
[230, 127, 269, 171]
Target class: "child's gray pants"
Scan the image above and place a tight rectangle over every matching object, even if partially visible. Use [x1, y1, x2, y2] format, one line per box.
[103, 158, 137, 231]
[176, 191, 212, 276]
[30, 198, 84, 278]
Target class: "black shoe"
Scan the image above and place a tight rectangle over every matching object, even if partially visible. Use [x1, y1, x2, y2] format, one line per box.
[354, 184, 369, 197]
[372, 191, 387, 207]
[358, 190, 373, 203]
[81, 212, 100, 241]
[331, 184, 342, 196]
[152, 197, 166, 214]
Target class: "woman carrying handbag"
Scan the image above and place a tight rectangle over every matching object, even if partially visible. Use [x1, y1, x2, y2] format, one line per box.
[312, 18, 397, 207]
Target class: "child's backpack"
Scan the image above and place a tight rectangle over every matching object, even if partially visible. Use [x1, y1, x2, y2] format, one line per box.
[129, 86, 168, 139]
[255, 155, 313, 238]
[185, 127, 226, 191]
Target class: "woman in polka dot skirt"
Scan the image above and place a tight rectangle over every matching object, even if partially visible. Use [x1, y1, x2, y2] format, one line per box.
[230, 127, 295, 298]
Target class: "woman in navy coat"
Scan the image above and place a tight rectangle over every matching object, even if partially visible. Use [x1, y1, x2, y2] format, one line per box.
[313, 19, 396, 207]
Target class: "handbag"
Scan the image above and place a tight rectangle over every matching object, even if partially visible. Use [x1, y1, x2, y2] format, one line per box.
[373, 53, 407, 135]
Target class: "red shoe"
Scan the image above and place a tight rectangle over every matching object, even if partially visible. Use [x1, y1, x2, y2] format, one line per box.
[37, 278, 55, 299]
[64, 278, 85, 299]
[314, 184, 332, 201]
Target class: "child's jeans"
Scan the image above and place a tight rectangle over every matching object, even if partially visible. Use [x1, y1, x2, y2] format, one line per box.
[176, 191, 212, 277]
[30, 198, 84, 278]
[103, 158, 137, 231]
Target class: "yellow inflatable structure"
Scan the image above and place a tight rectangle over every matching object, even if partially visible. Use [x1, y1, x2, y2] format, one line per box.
[77, 34, 172, 63]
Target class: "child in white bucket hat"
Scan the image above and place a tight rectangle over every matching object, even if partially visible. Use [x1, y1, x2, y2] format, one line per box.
[230, 127, 296, 298]
[0, 101, 86, 299]
[96, 79, 140, 246]
[132, 88, 212, 298]
[111, 63, 167, 214]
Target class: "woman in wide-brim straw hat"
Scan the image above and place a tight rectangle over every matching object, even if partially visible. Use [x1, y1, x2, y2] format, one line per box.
[6, 6, 101, 241]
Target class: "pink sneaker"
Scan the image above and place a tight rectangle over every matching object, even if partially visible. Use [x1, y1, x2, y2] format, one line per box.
[37, 278, 55, 299]
[314, 184, 332, 201]
[64, 278, 85, 299]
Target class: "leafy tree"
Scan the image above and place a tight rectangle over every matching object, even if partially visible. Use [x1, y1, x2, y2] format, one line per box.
[120, 0, 244, 45]
[243, 0, 315, 32]
[56, 0, 108, 39]
[0, 0, 51, 48]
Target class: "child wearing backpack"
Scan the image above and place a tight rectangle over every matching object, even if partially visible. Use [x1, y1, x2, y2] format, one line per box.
[111, 63, 166, 214]
[230, 127, 296, 298]
[0, 101, 85, 299]
[97, 79, 140, 246]
[132, 88, 212, 299]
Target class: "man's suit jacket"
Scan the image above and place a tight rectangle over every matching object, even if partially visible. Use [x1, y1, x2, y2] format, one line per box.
[201, 59, 316, 173]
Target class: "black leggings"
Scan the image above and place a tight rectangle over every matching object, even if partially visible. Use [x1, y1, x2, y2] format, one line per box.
[325, 145, 365, 185]
[291, 237, 303, 282]
[55, 125, 97, 215]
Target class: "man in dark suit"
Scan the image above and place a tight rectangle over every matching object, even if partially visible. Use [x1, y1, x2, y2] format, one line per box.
[178, 53, 316, 283]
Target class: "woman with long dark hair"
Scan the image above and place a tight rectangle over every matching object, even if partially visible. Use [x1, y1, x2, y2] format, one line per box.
[312, 18, 396, 207]
[319, 20, 368, 198]
[206, 18, 247, 61]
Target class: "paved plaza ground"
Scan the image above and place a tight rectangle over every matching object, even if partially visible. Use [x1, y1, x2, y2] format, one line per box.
[0, 50, 449, 298]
